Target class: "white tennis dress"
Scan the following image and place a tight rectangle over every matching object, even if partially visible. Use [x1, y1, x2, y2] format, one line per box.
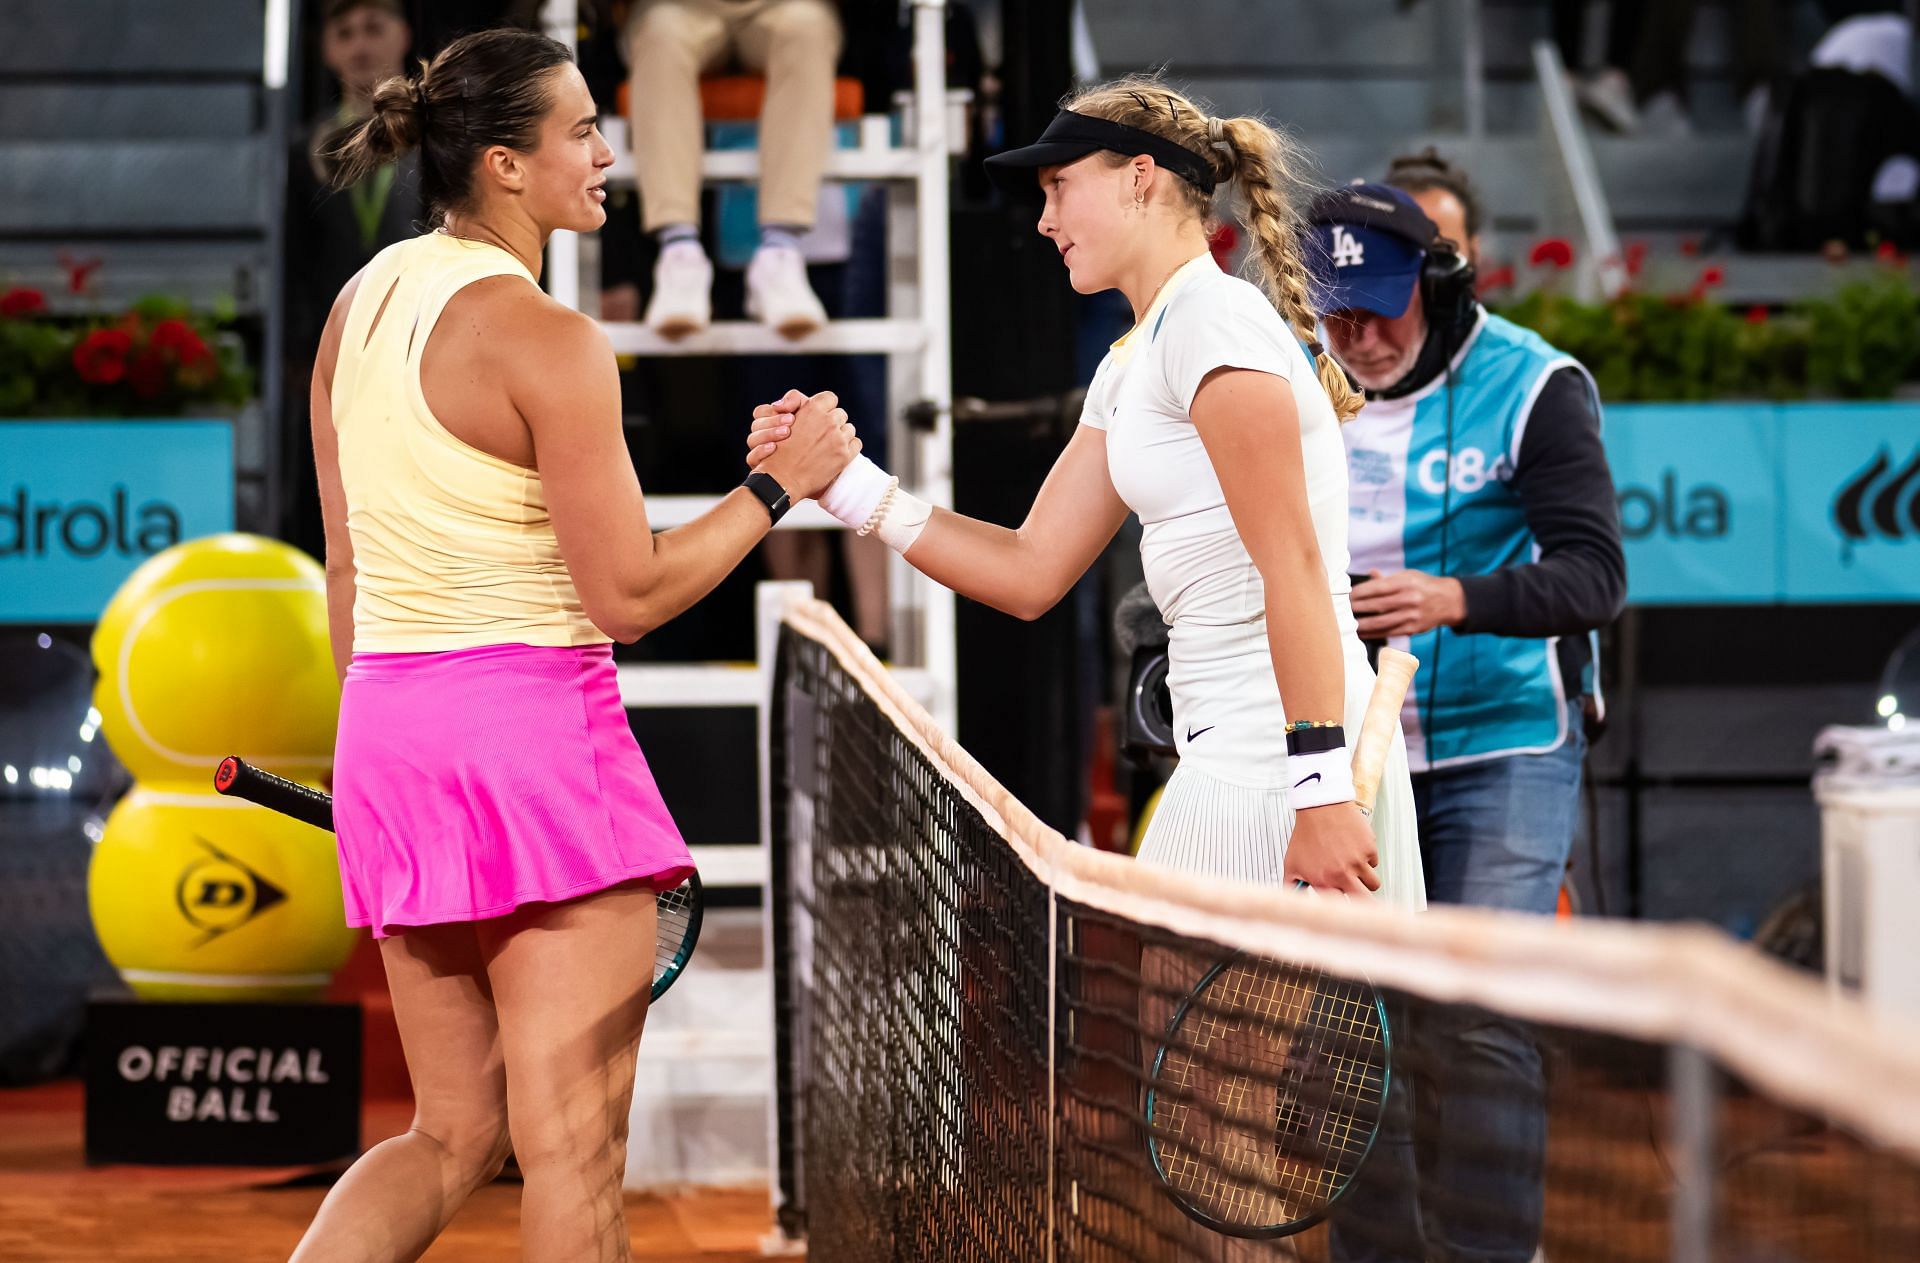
[1084, 253, 1425, 911]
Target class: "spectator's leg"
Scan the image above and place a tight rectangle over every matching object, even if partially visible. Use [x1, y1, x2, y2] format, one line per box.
[1325, 994, 1427, 1263]
[1550, 0, 1588, 69]
[1604, 0, 1648, 75]
[1732, 0, 1785, 95]
[761, 532, 832, 600]
[735, 0, 843, 232]
[1573, 0, 1645, 133]
[624, 0, 730, 234]
[735, 0, 841, 335]
[1732, 0, 1785, 131]
[1402, 711, 1586, 1263]
[1628, 0, 1699, 105]
[841, 533, 890, 650]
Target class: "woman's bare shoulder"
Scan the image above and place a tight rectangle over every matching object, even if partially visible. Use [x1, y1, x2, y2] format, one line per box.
[448, 276, 614, 418]
[457, 274, 609, 362]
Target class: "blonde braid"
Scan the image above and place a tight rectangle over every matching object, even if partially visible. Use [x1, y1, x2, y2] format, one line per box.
[1218, 116, 1365, 422]
[1063, 75, 1364, 422]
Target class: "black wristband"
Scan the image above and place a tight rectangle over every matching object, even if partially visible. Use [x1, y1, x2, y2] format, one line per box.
[1285, 724, 1346, 756]
[743, 471, 791, 525]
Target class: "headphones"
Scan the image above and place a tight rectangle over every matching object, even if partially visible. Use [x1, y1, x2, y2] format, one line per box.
[1420, 236, 1477, 334]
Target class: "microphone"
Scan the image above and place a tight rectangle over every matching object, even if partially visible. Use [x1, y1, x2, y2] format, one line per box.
[1113, 581, 1169, 655]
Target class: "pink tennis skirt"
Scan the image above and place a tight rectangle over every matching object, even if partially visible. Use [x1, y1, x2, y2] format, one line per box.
[333, 641, 695, 938]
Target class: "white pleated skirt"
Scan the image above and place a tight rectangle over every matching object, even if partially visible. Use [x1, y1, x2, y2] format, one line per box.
[1134, 610, 1426, 912]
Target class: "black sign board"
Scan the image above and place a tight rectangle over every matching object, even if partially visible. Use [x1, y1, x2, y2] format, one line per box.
[85, 999, 361, 1166]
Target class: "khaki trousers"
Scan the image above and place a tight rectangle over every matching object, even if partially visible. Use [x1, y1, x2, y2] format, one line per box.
[622, 0, 843, 231]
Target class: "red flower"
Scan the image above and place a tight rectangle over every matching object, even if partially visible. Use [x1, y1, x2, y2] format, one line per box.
[1745, 304, 1769, 324]
[1679, 238, 1701, 256]
[1624, 241, 1649, 278]
[73, 328, 133, 385]
[127, 348, 169, 400]
[149, 318, 193, 351]
[1877, 240, 1907, 266]
[0, 287, 46, 318]
[149, 317, 211, 364]
[1699, 265, 1726, 289]
[1529, 238, 1575, 269]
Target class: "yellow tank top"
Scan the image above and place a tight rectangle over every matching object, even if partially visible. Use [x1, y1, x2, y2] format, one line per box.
[332, 231, 610, 653]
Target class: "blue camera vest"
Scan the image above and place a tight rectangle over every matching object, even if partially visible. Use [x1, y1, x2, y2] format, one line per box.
[1344, 313, 1597, 770]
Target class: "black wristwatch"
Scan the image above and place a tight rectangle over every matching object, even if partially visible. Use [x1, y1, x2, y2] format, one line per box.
[743, 471, 791, 525]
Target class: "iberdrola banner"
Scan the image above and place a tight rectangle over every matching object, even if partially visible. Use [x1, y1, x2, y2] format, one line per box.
[1604, 403, 1920, 604]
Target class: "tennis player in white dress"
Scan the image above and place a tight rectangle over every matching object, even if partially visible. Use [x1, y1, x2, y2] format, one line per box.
[750, 78, 1423, 911]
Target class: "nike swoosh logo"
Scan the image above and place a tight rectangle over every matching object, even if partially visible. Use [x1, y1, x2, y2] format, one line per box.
[1186, 725, 1214, 742]
[1293, 772, 1322, 788]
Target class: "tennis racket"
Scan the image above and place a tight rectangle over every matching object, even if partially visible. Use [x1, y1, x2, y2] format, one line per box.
[213, 756, 703, 1002]
[1144, 647, 1417, 1238]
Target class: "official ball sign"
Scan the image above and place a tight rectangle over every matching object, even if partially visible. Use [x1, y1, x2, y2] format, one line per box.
[1604, 403, 1920, 604]
[85, 999, 361, 1165]
[0, 419, 233, 623]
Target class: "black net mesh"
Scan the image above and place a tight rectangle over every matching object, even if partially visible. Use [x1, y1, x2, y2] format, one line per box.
[772, 627, 1054, 1261]
[770, 618, 1920, 1262]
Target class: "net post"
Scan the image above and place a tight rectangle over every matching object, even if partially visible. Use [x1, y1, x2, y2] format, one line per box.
[1668, 1042, 1718, 1262]
[758, 581, 814, 1240]
[1046, 886, 1058, 1263]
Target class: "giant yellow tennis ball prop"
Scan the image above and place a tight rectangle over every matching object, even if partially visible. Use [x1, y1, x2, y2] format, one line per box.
[90, 533, 338, 787]
[89, 789, 355, 1000]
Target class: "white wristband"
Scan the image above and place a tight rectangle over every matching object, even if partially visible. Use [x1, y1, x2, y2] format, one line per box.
[873, 487, 932, 555]
[819, 455, 894, 528]
[1286, 746, 1356, 811]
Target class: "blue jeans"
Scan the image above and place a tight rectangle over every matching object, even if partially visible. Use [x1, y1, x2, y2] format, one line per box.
[1329, 708, 1586, 1263]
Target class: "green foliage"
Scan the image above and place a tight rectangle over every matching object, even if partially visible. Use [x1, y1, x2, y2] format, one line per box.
[1495, 270, 1919, 402]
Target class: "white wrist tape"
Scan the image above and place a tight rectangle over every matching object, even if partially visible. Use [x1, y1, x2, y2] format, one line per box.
[1286, 747, 1356, 811]
[819, 455, 894, 528]
[873, 487, 932, 554]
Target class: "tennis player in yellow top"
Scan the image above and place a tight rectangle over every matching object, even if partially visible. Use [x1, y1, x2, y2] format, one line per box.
[292, 27, 857, 1263]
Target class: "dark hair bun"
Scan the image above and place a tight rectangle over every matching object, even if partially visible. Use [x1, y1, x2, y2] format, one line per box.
[365, 74, 425, 156]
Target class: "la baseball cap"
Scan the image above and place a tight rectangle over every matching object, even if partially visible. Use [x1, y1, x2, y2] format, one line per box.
[1305, 182, 1440, 318]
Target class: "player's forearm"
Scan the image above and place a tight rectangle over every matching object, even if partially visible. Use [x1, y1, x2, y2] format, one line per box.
[619, 489, 771, 638]
[324, 566, 355, 687]
[901, 510, 1074, 621]
[1262, 550, 1349, 730]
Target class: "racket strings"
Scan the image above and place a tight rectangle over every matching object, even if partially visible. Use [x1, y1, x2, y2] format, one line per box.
[653, 878, 701, 998]
[1147, 958, 1387, 1229]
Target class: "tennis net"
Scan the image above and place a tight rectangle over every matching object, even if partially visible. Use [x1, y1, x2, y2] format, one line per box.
[767, 599, 1920, 1261]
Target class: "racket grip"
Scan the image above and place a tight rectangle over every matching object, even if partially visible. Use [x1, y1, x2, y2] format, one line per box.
[214, 756, 336, 833]
[1351, 648, 1418, 815]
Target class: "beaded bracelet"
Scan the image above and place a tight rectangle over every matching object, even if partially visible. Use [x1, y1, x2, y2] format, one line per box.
[857, 477, 900, 538]
[1285, 724, 1346, 757]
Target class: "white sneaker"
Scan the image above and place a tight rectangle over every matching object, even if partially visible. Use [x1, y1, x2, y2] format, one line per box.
[644, 241, 712, 339]
[1575, 68, 1639, 134]
[1639, 91, 1694, 139]
[746, 244, 829, 340]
